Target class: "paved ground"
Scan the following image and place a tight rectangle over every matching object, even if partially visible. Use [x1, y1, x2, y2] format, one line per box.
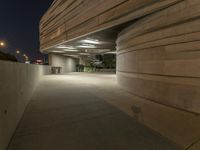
[8, 73, 182, 150]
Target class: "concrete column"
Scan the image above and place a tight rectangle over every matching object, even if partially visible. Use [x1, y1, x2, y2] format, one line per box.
[49, 54, 78, 73]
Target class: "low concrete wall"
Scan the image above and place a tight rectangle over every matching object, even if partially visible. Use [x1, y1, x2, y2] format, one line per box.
[0, 61, 51, 150]
[49, 54, 78, 73]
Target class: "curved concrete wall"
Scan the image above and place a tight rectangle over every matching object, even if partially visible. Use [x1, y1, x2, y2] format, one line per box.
[117, 0, 200, 114]
[40, 0, 182, 51]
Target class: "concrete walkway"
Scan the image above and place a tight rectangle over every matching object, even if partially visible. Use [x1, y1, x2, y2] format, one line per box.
[8, 73, 182, 150]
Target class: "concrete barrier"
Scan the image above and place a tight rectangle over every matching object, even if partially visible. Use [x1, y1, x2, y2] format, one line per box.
[0, 60, 51, 150]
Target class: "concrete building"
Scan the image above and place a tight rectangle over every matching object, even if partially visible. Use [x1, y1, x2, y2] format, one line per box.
[1, 0, 200, 150]
[39, 0, 200, 149]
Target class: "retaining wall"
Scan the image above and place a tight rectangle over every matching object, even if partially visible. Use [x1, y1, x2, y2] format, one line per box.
[0, 61, 51, 150]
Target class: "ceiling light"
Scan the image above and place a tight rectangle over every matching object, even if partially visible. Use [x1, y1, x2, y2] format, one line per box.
[77, 44, 96, 48]
[52, 50, 63, 53]
[57, 45, 76, 49]
[64, 54, 79, 57]
[81, 38, 100, 44]
[106, 51, 116, 54]
[79, 53, 90, 55]
[63, 49, 78, 52]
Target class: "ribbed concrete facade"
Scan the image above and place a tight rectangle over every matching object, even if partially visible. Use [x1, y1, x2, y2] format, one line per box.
[40, 0, 200, 149]
[40, 0, 182, 51]
[40, 0, 200, 113]
[117, 0, 200, 114]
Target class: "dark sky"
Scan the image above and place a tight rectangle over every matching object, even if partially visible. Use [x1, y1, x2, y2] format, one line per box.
[0, 0, 53, 61]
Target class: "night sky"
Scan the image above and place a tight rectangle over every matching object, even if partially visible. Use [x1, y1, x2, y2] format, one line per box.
[0, 0, 53, 61]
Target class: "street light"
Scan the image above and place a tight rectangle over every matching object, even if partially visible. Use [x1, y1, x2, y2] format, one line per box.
[23, 53, 29, 60]
[16, 50, 20, 54]
[0, 41, 5, 47]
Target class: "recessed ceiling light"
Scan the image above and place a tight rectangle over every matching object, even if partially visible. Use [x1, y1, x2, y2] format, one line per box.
[106, 51, 116, 54]
[79, 53, 90, 55]
[77, 44, 96, 48]
[64, 54, 79, 58]
[81, 38, 99, 44]
[52, 50, 63, 53]
[57, 45, 76, 49]
[63, 49, 78, 52]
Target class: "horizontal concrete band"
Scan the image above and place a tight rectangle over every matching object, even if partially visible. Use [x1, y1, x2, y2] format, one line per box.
[0, 61, 51, 150]
[40, 0, 182, 51]
[116, 0, 200, 114]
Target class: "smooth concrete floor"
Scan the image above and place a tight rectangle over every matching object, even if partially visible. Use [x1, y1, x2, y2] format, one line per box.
[8, 73, 182, 150]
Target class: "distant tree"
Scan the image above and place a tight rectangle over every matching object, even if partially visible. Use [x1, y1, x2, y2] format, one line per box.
[103, 54, 116, 69]
[0, 51, 18, 62]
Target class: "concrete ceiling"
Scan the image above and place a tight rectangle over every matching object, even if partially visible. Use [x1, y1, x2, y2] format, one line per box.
[43, 23, 131, 57]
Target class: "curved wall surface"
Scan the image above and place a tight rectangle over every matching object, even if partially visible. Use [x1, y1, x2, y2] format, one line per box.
[117, 0, 200, 114]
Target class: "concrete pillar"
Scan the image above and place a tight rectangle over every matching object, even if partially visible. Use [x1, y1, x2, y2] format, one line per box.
[49, 54, 78, 73]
